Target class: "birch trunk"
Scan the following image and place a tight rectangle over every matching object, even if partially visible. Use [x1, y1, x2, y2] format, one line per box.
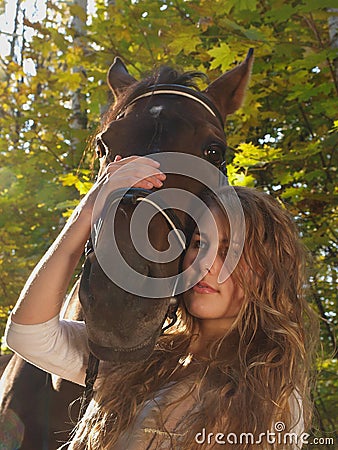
[70, 0, 88, 133]
[328, 9, 338, 88]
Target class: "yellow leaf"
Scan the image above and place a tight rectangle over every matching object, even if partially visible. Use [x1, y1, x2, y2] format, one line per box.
[75, 180, 93, 195]
[59, 173, 78, 187]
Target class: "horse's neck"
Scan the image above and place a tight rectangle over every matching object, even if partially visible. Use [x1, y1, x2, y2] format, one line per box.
[60, 278, 83, 321]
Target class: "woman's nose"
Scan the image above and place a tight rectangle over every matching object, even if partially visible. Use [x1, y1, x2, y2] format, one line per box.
[197, 249, 221, 276]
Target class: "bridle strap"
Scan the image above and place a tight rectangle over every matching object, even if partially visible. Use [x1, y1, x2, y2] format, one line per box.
[93, 187, 186, 254]
[116, 84, 224, 128]
[96, 188, 185, 328]
[78, 352, 100, 420]
[134, 196, 186, 251]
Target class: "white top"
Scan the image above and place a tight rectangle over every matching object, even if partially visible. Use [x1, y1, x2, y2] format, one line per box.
[5, 317, 200, 449]
[70, 377, 200, 450]
[5, 315, 89, 386]
[5, 317, 305, 449]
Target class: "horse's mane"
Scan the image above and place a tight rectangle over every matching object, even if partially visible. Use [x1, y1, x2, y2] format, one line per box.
[101, 67, 208, 129]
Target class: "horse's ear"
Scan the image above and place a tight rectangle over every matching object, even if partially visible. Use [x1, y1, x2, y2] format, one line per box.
[107, 57, 137, 99]
[204, 48, 254, 119]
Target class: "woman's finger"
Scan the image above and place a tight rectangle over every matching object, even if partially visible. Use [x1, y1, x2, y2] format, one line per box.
[106, 155, 160, 172]
[133, 178, 163, 189]
[106, 162, 166, 184]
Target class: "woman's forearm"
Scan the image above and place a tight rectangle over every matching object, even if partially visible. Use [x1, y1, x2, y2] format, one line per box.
[11, 206, 91, 324]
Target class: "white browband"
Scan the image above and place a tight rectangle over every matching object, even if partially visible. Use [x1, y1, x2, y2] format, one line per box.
[127, 89, 217, 118]
[117, 89, 220, 122]
[130, 89, 216, 117]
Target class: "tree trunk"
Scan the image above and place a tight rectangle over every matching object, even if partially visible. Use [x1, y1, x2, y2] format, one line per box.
[328, 9, 338, 90]
[70, 0, 88, 133]
[10, 0, 21, 62]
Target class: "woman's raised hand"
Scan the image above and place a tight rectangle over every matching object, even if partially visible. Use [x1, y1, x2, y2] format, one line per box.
[80, 155, 166, 221]
[103, 155, 166, 190]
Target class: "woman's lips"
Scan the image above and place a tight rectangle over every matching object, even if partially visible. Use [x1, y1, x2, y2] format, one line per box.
[192, 281, 219, 294]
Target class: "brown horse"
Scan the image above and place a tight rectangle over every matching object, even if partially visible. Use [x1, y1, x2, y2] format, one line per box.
[0, 51, 253, 449]
[0, 355, 12, 378]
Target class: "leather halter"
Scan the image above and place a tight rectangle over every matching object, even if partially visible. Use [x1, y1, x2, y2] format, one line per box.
[116, 84, 224, 128]
[85, 187, 186, 260]
[92, 188, 184, 330]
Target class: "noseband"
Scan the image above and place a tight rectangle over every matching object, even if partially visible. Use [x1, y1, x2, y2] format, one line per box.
[85, 186, 185, 327]
[92, 187, 186, 254]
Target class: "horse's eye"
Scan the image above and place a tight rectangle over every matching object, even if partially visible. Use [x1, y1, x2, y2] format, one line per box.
[96, 138, 107, 158]
[203, 145, 224, 165]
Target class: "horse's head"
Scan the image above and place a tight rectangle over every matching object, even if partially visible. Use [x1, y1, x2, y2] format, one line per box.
[96, 50, 253, 170]
[79, 51, 254, 363]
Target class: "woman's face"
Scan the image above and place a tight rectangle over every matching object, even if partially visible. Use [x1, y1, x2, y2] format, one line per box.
[182, 207, 244, 330]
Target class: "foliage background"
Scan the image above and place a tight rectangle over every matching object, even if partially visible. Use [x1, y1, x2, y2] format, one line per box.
[0, 0, 337, 447]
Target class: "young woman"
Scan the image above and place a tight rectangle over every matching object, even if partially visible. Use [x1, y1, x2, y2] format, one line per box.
[5, 156, 317, 449]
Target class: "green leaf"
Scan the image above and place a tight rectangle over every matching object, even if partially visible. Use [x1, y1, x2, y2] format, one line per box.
[225, 0, 258, 12]
[243, 26, 268, 42]
[265, 4, 295, 22]
[330, 120, 338, 133]
[168, 34, 202, 55]
[297, 0, 338, 12]
[208, 44, 238, 71]
[75, 180, 93, 195]
[59, 173, 79, 187]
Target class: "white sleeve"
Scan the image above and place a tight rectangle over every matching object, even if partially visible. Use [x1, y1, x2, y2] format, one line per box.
[4, 315, 89, 386]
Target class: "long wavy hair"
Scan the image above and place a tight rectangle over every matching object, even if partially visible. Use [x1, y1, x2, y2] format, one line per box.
[69, 186, 318, 449]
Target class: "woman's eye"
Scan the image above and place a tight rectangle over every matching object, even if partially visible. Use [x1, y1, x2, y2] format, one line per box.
[193, 239, 208, 250]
